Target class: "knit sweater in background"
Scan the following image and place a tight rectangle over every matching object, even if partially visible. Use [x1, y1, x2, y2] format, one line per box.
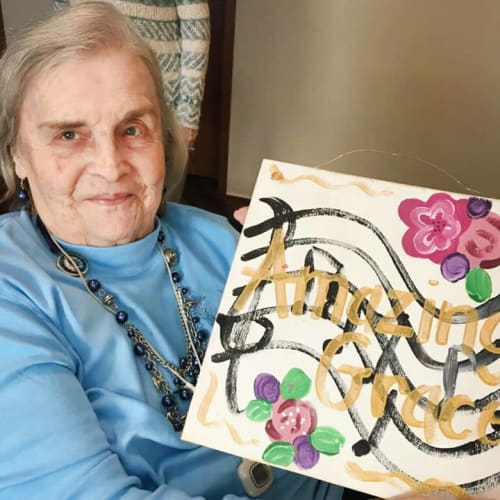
[53, 0, 210, 131]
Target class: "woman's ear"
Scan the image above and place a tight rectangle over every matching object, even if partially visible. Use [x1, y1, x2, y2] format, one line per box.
[9, 142, 27, 179]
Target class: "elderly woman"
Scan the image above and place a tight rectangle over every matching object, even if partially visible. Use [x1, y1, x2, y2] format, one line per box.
[0, 3, 344, 499]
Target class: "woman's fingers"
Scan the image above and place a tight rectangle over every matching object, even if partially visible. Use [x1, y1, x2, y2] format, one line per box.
[233, 206, 249, 225]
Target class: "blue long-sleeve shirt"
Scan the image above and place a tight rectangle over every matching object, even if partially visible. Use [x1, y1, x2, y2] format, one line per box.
[0, 204, 343, 500]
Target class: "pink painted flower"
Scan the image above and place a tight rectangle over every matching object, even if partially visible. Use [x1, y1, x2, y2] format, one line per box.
[265, 397, 317, 444]
[399, 193, 471, 264]
[457, 212, 500, 269]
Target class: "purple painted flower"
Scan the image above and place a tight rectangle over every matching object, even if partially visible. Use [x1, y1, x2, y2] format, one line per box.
[399, 193, 471, 264]
[254, 373, 280, 403]
[467, 197, 492, 219]
[440, 252, 470, 282]
[265, 397, 317, 444]
[248, 370, 347, 472]
[293, 435, 320, 469]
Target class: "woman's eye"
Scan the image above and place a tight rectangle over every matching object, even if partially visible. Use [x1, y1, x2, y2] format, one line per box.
[61, 130, 76, 140]
[124, 126, 140, 136]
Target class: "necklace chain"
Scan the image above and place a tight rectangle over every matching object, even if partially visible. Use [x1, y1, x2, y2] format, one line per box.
[49, 227, 207, 432]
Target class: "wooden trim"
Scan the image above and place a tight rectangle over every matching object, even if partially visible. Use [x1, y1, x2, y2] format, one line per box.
[0, 1, 6, 56]
[216, 0, 236, 195]
[186, 0, 236, 183]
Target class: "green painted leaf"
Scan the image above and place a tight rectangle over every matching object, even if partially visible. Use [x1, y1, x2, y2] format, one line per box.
[309, 426, 346, 456]
[280, 368, 311, 400]
[262, 441, 295, 466]
[245, 399, 272, 421]
[465, 267, 492, 303]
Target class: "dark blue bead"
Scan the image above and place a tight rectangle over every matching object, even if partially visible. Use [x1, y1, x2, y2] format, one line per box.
[17, 189, 29, 202]
[127, 329, 134, 338]
[115, 310, 128, 324]
[192, 316, 200, 324]
[173, 420, 184, 432]
[173, 377, 183, 386]
[161, 395, 175, 408]
[179, 388, 192, 400]
[196, 330, 207, 342]
[158, 230, 165, 242]
[181, 287, 189, 295]
[193, 365, 200, 375]
[179, 357, 187, 369]
[145, 362, 153, 371]
[171, 272, 181, 283]
[133, 343, 145, 356]
[87, 279, 101, 292]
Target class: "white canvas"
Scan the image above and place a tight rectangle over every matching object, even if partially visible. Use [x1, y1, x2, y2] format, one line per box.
[183, 159, 500, 498]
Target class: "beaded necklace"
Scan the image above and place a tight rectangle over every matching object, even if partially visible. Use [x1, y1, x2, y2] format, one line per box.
[39, 219, 206, 432]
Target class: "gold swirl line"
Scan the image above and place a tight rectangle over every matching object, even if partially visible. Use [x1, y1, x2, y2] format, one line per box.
[197, 372, 259, 446]
[346, 462, 471, 498]
[269, 164, 393, 197]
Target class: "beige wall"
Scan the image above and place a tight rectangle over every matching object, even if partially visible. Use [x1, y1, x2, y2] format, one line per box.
[227, 0, 500, 199]
[2, 0, 52, 42]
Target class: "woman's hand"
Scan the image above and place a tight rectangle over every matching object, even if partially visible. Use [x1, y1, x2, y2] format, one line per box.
[233, 206, 249, 225]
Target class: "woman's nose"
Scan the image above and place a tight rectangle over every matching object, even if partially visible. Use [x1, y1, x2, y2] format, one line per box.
[93, 135, 126, 181]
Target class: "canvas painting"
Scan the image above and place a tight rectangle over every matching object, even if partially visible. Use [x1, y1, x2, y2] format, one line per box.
[183, 159, 499, 498]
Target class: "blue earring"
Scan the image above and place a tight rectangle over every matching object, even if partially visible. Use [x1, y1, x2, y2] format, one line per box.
[17, 178, 29, 202]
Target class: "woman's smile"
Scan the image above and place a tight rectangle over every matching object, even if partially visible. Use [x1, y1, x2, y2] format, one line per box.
[86, 192, 134, 206]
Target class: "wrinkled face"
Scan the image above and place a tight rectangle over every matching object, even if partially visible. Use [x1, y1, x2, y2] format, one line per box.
[11, 48, 165, 246]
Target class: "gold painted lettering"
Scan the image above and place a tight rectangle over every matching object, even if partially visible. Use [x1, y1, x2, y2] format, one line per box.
[269, 266, 310, 316]
[333, 365, 373, 410]
[309, 271, 349, 322]
[436, 301, 478, 349]
[234, 228, 287, 316]
[375, 289, 416, 337]
[477, 401, 500, 446]
[346, 285, 383, 328]
[417, 298, 436, 344]
[371, 374, 410, 418]
[401, 385, 441, 442]
[480, 311, 500, 354]
[476, 364, 500, 386]
[438, 395, 475, 440]
[316, 332, 371, 410]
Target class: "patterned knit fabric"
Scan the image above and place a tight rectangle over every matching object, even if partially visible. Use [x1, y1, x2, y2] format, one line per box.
[53, 0, 210, 130]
